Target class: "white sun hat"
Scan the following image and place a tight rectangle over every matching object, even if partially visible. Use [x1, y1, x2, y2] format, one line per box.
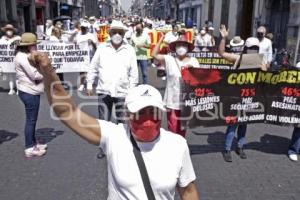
[110, 20, 128, 31]
[125, 85, 166, 113]
[230, 36, 245, 47]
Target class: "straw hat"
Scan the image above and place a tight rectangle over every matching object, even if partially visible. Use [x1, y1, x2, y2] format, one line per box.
[17, 33, 40, 46]
[1, 24, 17, 32]
[230, 36, 245, 47]
[169, 35, 194, 52]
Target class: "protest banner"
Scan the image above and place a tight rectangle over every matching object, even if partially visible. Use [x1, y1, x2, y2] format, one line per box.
[0, 41, 90, 73]
[37, 41, 90, 73]
[189, 47, 234, 69]
[181, 68, 300, 127]
[0, 42, 17, 73]
[97, 25, 109, 43]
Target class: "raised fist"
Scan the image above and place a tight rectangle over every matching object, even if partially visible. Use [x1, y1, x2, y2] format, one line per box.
[28, 52, 53, 75]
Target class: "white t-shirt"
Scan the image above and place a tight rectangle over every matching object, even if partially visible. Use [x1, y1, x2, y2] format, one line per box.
[75, 32, 98, 58]
[99, 120, 196, 200]
[259, 37, 272, 63]
[164, 55, 200, 110]
[75, 32, 97, 44]
[164, 31, 178, 44]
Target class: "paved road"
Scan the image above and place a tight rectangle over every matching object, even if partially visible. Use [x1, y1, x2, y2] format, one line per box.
[0, 67, 299, 200]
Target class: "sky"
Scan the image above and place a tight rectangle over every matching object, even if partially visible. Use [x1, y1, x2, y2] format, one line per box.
[120, 0, 132, 13]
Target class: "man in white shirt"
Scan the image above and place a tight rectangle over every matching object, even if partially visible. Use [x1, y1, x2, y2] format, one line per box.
[257, 26, 272, 68]
[21, 51, 201, 199]
[86, 20, 139, 124]
[74, 20, 98, 91]
[164, 24, 180, 45]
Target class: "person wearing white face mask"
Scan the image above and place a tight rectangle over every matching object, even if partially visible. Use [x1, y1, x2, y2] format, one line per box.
[86, 20, 139, 125]
[0, 24, 21, 95]
[152, 34, 200, 137]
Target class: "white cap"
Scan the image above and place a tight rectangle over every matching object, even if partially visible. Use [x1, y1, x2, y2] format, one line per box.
[80, 20, 90, 28]
[110, 20, 128, 31]
[125, 85, 166, 113]
[200, 30, 206, 35]
[296, 62, 300, 69]
[208, 26, 214, 31]
[245, 37, 260, 47]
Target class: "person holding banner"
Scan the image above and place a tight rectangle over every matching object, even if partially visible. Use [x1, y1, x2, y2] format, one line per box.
[0, 24, 21, 95]
[152, 34, 200, 137]
[74, 20, 98, 91]
[288, 128, 300, 161]
[218, 25, 265, 162]
[14, 33, 47, 157]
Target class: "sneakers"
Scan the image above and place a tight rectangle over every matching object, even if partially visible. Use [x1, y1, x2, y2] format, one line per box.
[36, 143, 47, 150]
[236, 147, 247, 159]
[24, 146, 46, 158]
[288, 153, 298, 162]
[222, 150, 232, 162]
[8, 90, 15, 95]
[77, 84, 85, 91]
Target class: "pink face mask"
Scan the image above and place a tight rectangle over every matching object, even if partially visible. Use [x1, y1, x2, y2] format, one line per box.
[130, 115, 161, 142]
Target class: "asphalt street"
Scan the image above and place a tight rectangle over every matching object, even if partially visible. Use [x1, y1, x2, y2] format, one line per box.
[0, 66, 299, 200]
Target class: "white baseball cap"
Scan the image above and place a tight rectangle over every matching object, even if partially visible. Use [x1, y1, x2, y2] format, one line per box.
[245, 37, 260, 47]
[80, 20, 90, 28]
[296, 62, 300, 69]
[125, 85, 166, 113]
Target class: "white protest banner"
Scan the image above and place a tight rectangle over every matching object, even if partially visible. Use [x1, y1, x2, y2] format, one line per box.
[37, 41, 90, 73]
[0, 40, 90, 73]
[0, 42, 17, 73]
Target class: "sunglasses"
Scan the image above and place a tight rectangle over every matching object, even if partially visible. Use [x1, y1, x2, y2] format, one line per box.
[110, 30, 125, 35]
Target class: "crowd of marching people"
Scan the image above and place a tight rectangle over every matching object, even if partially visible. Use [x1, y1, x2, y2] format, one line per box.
[1, 14, 300, 199]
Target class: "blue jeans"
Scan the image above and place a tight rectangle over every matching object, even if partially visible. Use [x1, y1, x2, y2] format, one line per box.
[288, 127, 300, 155]
[98, 94, 125, 124]
[137, 60, 148, 84]
[225, 124, 247, 150]
[18, 91, 40, 148]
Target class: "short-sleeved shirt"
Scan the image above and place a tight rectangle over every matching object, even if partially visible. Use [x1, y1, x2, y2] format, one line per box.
[75, 32, 98, 58]
[131, 32, 151, 60]
[164, 55, 200, 110]
[99, 120, 196, 200]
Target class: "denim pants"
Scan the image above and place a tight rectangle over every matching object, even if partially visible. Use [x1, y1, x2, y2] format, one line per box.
[18, 91, 40, 148]
[137, 60, 148, 84]
[98, 94, 125, 124]
[225, 124, 247, 150]
[288, 127, 300, 155]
